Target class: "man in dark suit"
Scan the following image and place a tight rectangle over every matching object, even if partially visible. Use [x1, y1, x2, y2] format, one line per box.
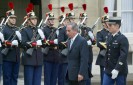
[66, 22, 89, 85]
[103, 17, 129, 85]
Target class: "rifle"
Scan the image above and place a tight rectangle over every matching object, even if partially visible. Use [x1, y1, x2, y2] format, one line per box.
[91, 17, 100, 31]
[0, 18, 5, 31]
[1, 18, 28, 56]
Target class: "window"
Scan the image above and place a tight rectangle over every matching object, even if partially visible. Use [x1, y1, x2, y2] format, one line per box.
[104, 0, 133, 33]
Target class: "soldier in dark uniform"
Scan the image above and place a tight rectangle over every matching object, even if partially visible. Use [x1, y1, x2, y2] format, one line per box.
[103, 17, 129, 85]
[42, 4, 61, 85]
[0, 16, 5, 81]
[21, 5, 44, 85]
[0, 31, 4, 81]
[79, 4, 96, 85]
[2, 2, 22, 85]
[57, 7, 68, 85]
[95, 7, 110, 85]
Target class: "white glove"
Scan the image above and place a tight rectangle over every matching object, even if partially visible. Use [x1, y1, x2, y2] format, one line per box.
[38, 29, 45, 40]
[15, 31, 22, 41]
[54, 39, 58, 44]
[12, 40, 18, 46]
[36, 40, 42, 46]
[111, 69, 119, 79]
[87, 40, 92, 45]
[0, 32, 4, 42]
[88, 31, 94, 40]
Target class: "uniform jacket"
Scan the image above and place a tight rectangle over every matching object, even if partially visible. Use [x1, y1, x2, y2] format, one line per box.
[42, 26, 61, 63]
[105, 31, 129, 75]
[96, 28, 109, 66]
[80, 26, 94, 64]
[0, 48, 3, 64]
[21, 26, 43, 66]
[58, 26, 68, 63]
[2, 25, 20, 62]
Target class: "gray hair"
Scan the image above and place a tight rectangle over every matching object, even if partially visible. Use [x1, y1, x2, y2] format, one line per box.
[67, 22, 79, 32]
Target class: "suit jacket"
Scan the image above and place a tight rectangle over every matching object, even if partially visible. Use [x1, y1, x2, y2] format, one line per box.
[67, 34, 89, 81]
[105, 31, 129, 75]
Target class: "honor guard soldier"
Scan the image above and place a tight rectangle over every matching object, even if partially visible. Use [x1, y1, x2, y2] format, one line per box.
[66, 3, 75, 24]
[2, 2, 22, 85]
[57, 6, 68, 85]
[79, 4, 95, 85]
[95, 7, 110, 85]
[102, 17, 129, 85]
[21, 3, 44, 85]
[42, 4, 61, 85]
[0, 16, 5, 81]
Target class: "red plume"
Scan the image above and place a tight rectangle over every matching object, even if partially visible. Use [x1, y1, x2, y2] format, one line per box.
[61, 7, 65, 13]
[26, 7, 31, 13]
[104, 7, 108, 14]
[82, 4, 86, 11]
[28, 3, 34, 10]
[8, 2, 14, 9]
[48, 4, 52, 11]
[68, 3, 73, 11]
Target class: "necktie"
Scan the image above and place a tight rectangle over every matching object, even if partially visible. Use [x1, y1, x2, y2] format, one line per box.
[70, 39, 73, 49]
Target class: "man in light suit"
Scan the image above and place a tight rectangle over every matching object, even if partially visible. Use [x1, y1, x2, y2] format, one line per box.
[66, 22, 90, 85]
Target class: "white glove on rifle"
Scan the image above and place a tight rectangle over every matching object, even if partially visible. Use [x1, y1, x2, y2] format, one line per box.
[36, 40, 42, 46]
[87, 40, 92, 45]
[12, 40, 18, 46]
[54, 39, 58, 44]
[0, 32, 4, 42]
[88, 31, 94, 40]
[111, 69, 119, 79]
[38, 29, 45, 40]
[15, 31, 22, 41]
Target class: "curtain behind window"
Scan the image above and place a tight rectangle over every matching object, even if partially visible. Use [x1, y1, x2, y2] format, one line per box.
[104, 0, 115, 17]
[121, 0, 133, 33]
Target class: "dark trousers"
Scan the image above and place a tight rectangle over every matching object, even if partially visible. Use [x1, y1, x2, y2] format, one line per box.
[44, 61, 59, 85]
[100, 66, 104, 85]
[24, 65, 42, 85]
[3, 61, 20, 85]
[58, 63, 68, 85]
[68, 80, 86, 85]
[0, 64, 2, 82]
[103, 73, 127, 85]
[86, 64, 92, 85]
